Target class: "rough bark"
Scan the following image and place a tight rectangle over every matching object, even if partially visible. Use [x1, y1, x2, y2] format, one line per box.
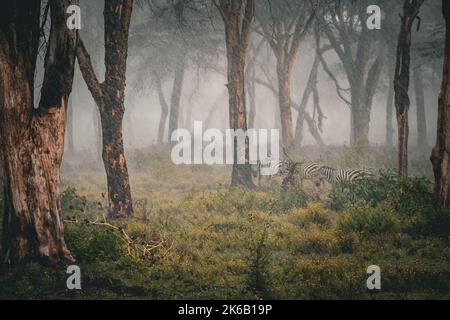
[431, 0, 450, 207]
[77, 0, 134, 219]
[214, 0, 255, 188]
[413, 65, 429, 148]
[66, 97, 75, 153]
[394, 0, 424, 181]
[0, 0, 78, 265]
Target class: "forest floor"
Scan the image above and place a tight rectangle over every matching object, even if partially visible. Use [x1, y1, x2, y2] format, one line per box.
[1, 146, 450, 299]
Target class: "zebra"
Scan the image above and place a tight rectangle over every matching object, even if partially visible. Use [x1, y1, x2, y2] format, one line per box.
[316, 166, 372, 187]
[280, 161, 322, 189]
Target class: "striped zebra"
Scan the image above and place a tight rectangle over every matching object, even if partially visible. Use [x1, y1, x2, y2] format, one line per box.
[316, 166, 372, 186]
[280, 161, 322, 189]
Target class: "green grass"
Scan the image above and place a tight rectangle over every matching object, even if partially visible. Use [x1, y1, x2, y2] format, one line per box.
[1, 146, 450, 300]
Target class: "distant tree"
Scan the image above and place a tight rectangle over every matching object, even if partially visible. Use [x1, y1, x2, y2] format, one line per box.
[317, 0, 385, 148]
[0, 0, 78, 264]
[393, 0, 424, 181]
[77, 0, 134, 219]
[256, 0, 317, 150]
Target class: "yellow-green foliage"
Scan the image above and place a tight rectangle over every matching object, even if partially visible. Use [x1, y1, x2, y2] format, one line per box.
[1, 148, 450, 300]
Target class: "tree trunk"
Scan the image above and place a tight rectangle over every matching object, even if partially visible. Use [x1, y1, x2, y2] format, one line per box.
[155, 76, 169, 145]
[386, 78, 395, 147]
[413, 66, 429, 148]
[76, 0, 134, 219]
[394, 0, 424, 181]
[99, 99, 133, 218]
[215, 0, 255, 189]
[66, 97, 75, 154]
[431, 0, 450, 207]
[168, 57, 186, 143]
[0, 0, 78, 265]
[294, 56, 320, 148]
[277, 59, 294, 151]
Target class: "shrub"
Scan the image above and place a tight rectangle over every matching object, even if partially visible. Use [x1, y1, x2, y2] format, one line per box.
[337, 201, 401, 240]
[289, 202, 335, 229]
[260, 187, 310, 214]
[325, 171, 398, 211]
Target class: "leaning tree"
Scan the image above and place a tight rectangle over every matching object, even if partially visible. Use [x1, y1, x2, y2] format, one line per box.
[77, 0, 134, 219]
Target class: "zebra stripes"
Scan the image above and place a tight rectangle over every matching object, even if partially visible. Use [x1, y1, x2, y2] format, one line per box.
[317, 167, 372, 184]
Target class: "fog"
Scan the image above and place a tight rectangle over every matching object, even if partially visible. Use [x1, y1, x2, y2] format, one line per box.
[61, 0, 444, 155]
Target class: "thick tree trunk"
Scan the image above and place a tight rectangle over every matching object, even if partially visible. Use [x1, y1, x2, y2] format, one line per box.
[0, 0, 78, 265]
[168, 57, 186, 143]
[215, 0, 255, 189]
[277, 60, 294, 151]
[413, 66, 429, 148]
[394, 0, 424, 181]
[66, 97, 75, 154]
[99, 99, 133, 218]
[431, 0, 450, 207]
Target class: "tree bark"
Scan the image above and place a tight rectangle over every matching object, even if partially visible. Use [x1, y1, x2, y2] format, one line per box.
[394, 0, 424, 181]
[431, 0, 450, 207]
[66, 96, 75, 154]
[168, 57, 186, 143]
[413, 65, 429, 148]
[77, 0, 134, 219]
[0, 0, 78, 265]
[214, 0, 255, 189]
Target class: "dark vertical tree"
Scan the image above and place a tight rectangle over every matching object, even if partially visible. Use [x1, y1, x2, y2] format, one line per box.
[431, 0, 450, 207]
[0, 0, 78, 265]
[394, 0, 424, 181]
[213, 0, 255, 188]
[77, 0, 134, 219]
[168, 56, 187, 143]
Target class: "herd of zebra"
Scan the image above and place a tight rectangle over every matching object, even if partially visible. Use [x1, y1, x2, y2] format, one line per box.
[252, 158, 373, 189]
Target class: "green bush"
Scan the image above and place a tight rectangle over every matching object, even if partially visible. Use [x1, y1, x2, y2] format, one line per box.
[260, 187, 310, 214]
[325, 171, 398, 211]
[337, 201, 401, 240]
[65, 225, 128, 263]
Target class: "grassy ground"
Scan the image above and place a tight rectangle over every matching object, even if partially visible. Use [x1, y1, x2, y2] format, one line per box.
[1, 146, 450, 300]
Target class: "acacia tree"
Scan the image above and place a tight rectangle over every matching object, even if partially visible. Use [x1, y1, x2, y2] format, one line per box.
[0, 0, 78, 265]
[256, 0, 317, 150]
[77, 0, 134, 219]
[213, 0, 255, 188]
[431, 0, 450, 207]
[317, 0, 384, 148]
[394, 0, 424, 181]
